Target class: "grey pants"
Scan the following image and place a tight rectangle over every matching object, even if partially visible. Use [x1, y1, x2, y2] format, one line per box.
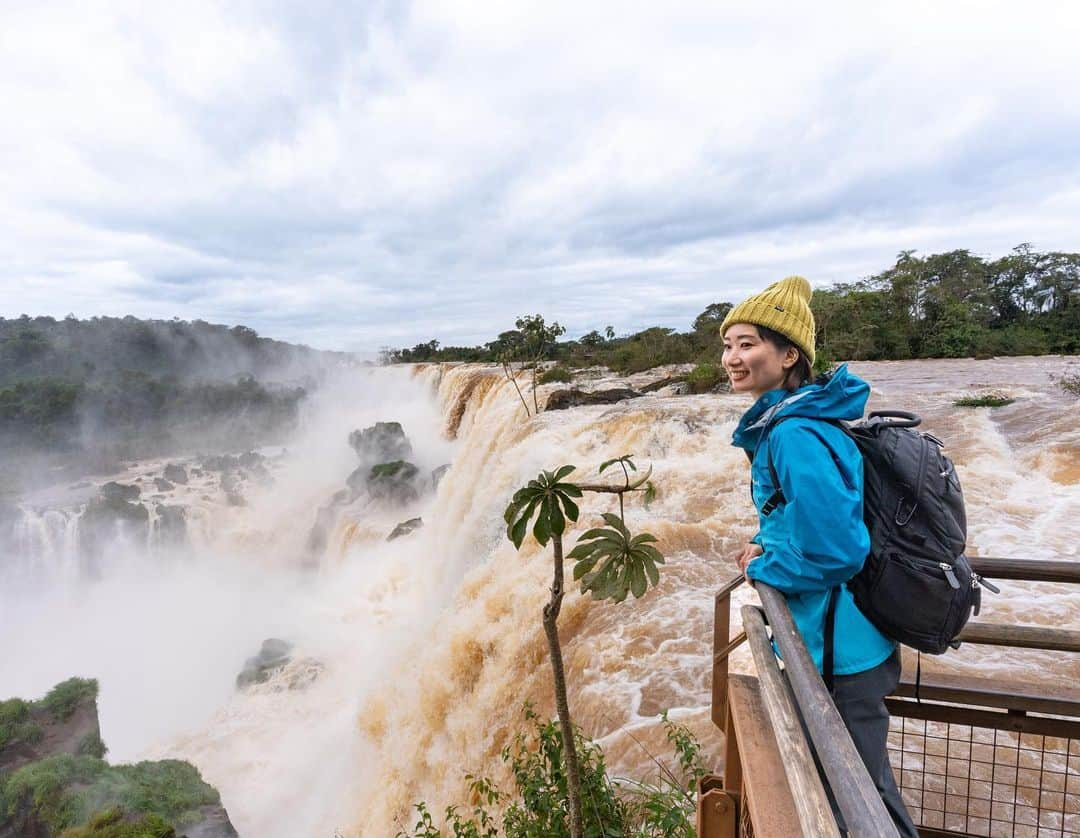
[824, 649, 919, 837]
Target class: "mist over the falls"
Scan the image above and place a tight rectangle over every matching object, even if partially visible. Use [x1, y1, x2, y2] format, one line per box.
[2, 357, 1078, 836]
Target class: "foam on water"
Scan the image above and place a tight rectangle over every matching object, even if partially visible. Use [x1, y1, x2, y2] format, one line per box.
[1, 357, 1076, 836]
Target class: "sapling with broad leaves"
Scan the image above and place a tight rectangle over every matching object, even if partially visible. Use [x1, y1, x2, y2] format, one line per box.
[503, 455, 662, 838]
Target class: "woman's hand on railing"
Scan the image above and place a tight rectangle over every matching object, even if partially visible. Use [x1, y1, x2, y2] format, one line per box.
[735, 542, 763, 584]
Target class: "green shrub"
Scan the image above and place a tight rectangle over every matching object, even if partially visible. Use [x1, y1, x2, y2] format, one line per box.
[77, 732, 108, 759]
[954, 393, 1015, 408]
[686, 363, 724, 394]
[0, 699, 42, 750]
[58, 807, 175, 837]
[397, 706, 705, 838]
[369, 460, 417, 479]
[0, 755, 218, 835]
[538, 366, 573, 384]
[39, 678, 99, 722]
[1054, 371, 1080, 396]
[0, 755, 107, 833]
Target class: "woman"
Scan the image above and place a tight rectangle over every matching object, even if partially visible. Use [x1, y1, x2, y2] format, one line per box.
[721, 275, 917, 836]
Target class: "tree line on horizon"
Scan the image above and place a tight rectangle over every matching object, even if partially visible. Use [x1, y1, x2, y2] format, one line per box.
[0, 316, 341, 486]
[383, 245, 1079, 374]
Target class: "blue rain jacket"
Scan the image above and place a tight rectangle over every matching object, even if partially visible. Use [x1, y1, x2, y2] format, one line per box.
[732, 364, 895, 676]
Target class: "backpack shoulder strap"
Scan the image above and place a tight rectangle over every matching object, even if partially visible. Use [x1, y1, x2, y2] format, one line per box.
[758, 415, 794, 516]
[761, 416, 854, 516]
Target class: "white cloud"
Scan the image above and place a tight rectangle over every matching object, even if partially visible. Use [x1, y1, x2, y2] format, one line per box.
[1, 0, 1078, 350]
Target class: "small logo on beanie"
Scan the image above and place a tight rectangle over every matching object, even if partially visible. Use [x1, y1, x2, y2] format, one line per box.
[773, 305, 785, 312]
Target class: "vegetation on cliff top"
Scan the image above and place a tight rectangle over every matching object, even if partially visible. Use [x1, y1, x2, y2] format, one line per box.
[0, 678, 99, 752]
[1, 678, 227, 837]
[0, 755, 220, 835]
[385, 246, 1080, 371]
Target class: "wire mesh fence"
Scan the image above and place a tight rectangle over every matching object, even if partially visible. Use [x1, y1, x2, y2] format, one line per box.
[888, 715, 1080, 837]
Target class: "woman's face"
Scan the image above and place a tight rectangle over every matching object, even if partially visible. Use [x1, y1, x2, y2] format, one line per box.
[722, 323, 798, 399]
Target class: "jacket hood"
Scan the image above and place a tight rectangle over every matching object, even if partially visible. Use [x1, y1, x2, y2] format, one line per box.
[732, 363, 869, 451]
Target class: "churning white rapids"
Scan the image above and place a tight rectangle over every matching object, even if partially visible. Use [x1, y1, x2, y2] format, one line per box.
[2, 358, 1078, 836]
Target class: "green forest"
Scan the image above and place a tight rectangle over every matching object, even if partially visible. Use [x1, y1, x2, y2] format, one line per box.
[0, 316, 335, 481]
[385, 246, 1079, 374]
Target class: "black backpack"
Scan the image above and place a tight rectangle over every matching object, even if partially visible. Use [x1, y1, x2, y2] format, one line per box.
[760, 410, 997, 658]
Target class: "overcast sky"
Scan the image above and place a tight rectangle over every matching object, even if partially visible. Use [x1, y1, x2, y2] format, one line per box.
[2, 1, 1078, 352]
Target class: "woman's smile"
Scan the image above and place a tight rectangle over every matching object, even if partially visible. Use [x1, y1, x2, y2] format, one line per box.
[722, 323, 791, 398]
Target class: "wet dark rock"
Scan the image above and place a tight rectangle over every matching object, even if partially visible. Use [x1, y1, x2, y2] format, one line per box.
[331, 489, 350, 505]
[202, 455, 240, 473]
[387, 517, 423, 541]
[220, 472, 240, 494]
[431, 464, 452, 489]
[544, 387, 643, 411]
[305, 505, 338, 557]
[154, 478, 175, 492]
[225, 491, 246, 507]
[640, 375, 688, 393]
[248, 461, 274, 487]
[154, 505, 187, 548]
[79, 491, 149, 562]
[367, 460, 420, 506]
[345, 465, 369, 495]
[238, 451, 264, 469]
[99, 481, 140, 503]
[163, 463, 188, 484]
[236, 639, 293, 689]
[348, 422, 413, 462]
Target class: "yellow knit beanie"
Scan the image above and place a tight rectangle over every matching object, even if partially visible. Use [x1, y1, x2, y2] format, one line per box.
[720, 275, 816, 366]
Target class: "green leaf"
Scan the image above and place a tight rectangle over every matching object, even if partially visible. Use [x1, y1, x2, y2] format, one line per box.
[643, 481, 657, 508]
[630, 532, 658, 545]
[552, 464, 576, 482]
[532, 501, 552, 545]
[572, 556, 598, 579]
[556, 482, 583, 498]
[643, 556, 660, 586]
[639, 544, 665, 564]
[548, 498, 566, 535]
[577, 527, 617, 541]
[559, 493, 579, 523]
[630, 561, 647, 598]
[566, 542, 596, 560]
[600, 512, 631, 539]
[598, 457, 619, 474]
[510, 512, 529, 548]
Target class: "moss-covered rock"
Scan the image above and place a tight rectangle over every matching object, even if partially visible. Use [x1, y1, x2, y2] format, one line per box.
[1, 679, 101, 777]
[1, 678, 237, 837]
[1, 755, 231, 837]
[348, 421, 413, 462]
[367, 461, 420, 505]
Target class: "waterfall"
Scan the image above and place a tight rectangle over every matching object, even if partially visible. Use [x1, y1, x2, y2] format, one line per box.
[1, 357, 1076, 837]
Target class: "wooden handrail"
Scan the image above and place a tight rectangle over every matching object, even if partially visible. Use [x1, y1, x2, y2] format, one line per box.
[741, 605, 840, 837]
[969, 556, 1080, 583]
[755, 583, 900, 837]
[957, 621, 1080, 652]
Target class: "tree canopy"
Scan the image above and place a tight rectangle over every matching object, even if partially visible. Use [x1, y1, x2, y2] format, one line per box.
[384, 245, 1079, 372]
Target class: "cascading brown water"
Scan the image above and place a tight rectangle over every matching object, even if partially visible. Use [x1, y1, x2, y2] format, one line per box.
[1, 357, 1075, 836]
